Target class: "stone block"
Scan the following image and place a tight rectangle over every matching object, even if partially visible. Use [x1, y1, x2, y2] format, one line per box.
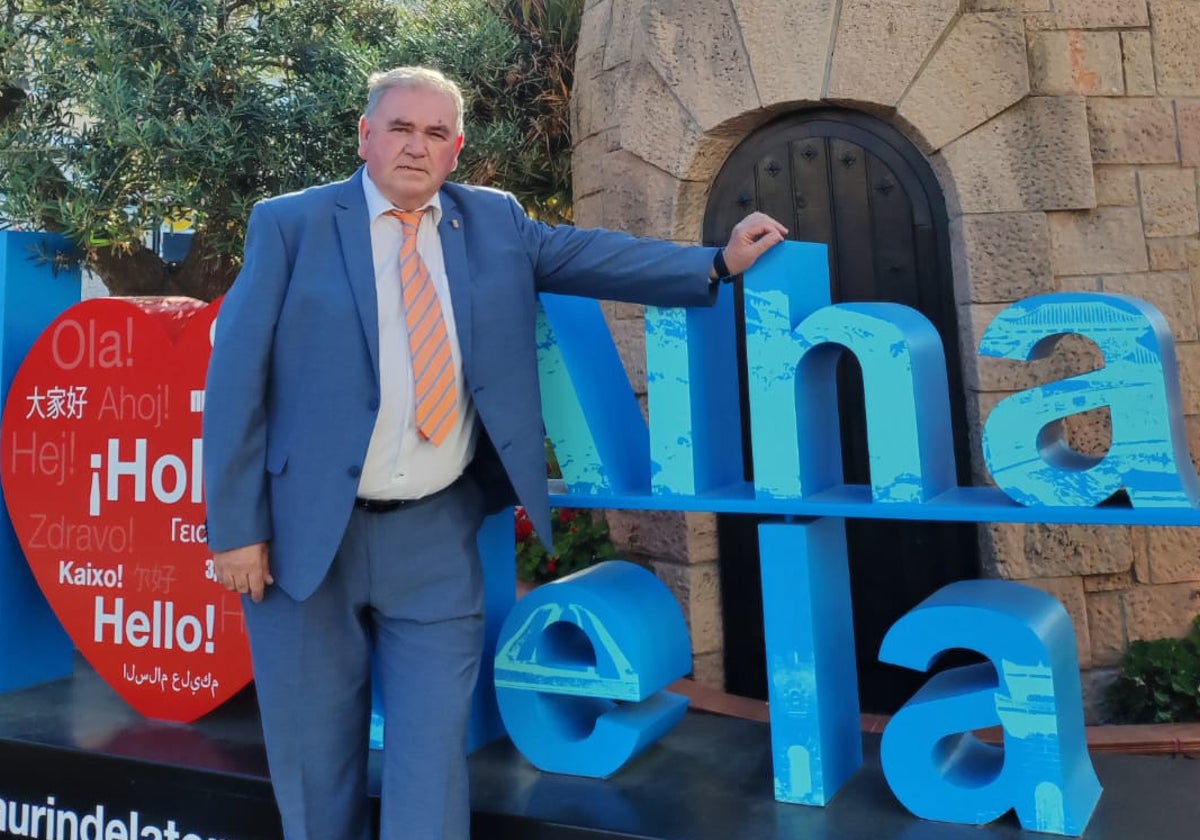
[963, 0, 1049, 9]
[1055, 0, 1149, 28]
[572, 131, 617, 200]
[950, 212, 1054, 303]
[1148, 237, 1193, 270]
[651, 559, 724, 655]
[1094, 271, 1199, 341]
[1121, 31, 1156, 96]
[608, 301, 643, 321]
[572, 67, 619, 142]
[1086, 590, 1127, 667]
[1022, 576, 1092, 668]
[684, 512, 720, 564]
[1186, 416, 1200, 476]
[617, 60, 738, 181]
[938, 97, 1096, 214]
[577, 0, 611, 75]
[609, 312, 647, 395]
[1179, 99, 1200, 168]
[1175, 341, 1200, 415]
[1048, 206, 1150, 275]
[1028, 30, 1124, 97]
[1062, 406, 1112, 460]
[1093, 165, 1139, 207]
[898, 14, 1029, 150]
[826, 0, 958, 107]
[691, 650, 725, 688]
[1023, 13, 1057, 31]
[1087, 98, 1179, 165]
[603, 0, 636, 71]
[572, 192, 602, 228]
[1142, 527, 1200, 583]
[595, 150, 685, 238]
[1122, 581, 1200, 641]
[1139, 168, 1200, 238]
[635, 0, 760, 132]
[731, 0, 836, 107]
[1150, 1, 1200, 96]
[607, 508, 688, 563]
[1025, 524, 1134, 577]
[1084, 571, 1132, 592]
[979, 521, 1027, 578]
[670, 179, 712, 242]
[1130, 526, 1152, 583]
[964, 387, 997, 481]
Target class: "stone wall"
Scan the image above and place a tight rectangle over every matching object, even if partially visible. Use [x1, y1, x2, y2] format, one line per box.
[573, 0, 1200, 717]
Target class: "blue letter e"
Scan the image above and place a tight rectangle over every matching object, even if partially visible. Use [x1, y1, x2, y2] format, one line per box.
[493, 561, 691, 777]
[878, 580, 1101, 836]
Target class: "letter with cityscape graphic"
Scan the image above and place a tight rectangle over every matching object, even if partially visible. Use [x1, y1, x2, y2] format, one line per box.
[644, 288, 743, 496]
[536, 295, 649, 495]
[759, 520, 861, 806]
[789, 302, 956, 502]
[878, 579, 1101, 836]
[980, 293, 1200, 508]
[493, 561, 691, 777]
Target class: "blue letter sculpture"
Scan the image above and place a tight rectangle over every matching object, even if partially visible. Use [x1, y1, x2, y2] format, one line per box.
[981, 293, 1200, 508]
[494, 561, 691, 777]
[878, 580, 1101, 835]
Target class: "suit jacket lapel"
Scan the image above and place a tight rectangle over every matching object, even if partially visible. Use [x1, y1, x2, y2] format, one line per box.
[439, 189, 473, 367]
[335, 169, 381, 387]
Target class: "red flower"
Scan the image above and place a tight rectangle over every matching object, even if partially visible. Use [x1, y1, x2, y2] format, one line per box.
[558, 508, 577, 523]
[547, 557, 558, 574]
[514, 507, 534, 542]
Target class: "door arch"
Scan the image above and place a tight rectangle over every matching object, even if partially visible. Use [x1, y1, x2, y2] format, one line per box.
[704, 109, 980, 713]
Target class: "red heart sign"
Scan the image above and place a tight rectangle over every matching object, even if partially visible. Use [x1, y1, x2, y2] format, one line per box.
[0, 297, 251, 722]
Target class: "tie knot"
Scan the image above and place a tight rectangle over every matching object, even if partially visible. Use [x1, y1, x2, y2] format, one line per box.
[386, 208, 424, 235]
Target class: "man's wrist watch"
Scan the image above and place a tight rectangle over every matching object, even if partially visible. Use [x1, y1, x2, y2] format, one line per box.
[712, 248, 734, 284]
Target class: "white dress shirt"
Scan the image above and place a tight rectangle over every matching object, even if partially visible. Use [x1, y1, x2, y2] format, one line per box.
[357, 171, 477, 499]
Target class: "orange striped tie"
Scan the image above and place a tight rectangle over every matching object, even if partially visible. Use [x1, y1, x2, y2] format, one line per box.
[388, 209, 458, 446]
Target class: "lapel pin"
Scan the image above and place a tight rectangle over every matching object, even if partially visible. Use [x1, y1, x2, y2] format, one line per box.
[451, 219, 460, 230]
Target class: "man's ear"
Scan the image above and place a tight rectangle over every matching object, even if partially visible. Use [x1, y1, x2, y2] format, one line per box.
[451, 133, 465, 170]
[357, 116, 370, 161]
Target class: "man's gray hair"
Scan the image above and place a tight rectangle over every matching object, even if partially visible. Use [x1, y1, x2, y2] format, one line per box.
[365, 67, 465, 135]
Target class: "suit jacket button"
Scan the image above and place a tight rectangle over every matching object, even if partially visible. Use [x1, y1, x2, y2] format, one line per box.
[348, 465, 362, 478]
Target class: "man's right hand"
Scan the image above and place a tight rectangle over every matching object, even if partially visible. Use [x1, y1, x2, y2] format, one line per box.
[214, 542, 273, 603]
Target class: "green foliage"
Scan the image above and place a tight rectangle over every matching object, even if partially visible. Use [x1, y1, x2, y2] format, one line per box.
[2, 0, 397, 298]
[514, 436, 618, 583]
[515, 505, 616, 584]
[1, 0, 581, 298]
[1107, 615, 1200, 723]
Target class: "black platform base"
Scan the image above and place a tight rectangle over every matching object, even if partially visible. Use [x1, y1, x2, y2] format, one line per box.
[0, 663, 1198, 839]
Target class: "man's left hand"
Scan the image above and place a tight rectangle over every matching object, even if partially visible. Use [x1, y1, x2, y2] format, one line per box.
[718, 212, 789, 277]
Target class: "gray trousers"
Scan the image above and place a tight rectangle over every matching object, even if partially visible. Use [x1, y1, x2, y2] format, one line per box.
[243, 477, 486, 840]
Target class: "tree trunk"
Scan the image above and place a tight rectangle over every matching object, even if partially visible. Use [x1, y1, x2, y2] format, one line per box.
[91, 233, 239, 302]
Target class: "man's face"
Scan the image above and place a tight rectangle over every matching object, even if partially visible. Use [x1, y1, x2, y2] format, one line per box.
[358, 85, 464, 209]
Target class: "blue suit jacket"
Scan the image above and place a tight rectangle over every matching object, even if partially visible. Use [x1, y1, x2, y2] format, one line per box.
[203, 168, 716, 601]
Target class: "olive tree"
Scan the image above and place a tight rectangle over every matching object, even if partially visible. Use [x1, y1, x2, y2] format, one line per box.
[1, 0, 580, 300]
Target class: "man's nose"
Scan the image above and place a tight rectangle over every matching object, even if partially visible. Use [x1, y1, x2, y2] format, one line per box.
[402, 135, 426, 156]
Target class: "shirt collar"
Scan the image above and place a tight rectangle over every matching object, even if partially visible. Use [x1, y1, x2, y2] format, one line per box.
[361, 169, 442, 225]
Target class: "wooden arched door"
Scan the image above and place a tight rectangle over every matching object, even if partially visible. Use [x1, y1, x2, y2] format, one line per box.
[704, 110, 980, 713]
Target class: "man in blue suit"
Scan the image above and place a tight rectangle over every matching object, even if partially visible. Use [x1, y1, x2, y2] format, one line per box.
[203, 66, 785, 840]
